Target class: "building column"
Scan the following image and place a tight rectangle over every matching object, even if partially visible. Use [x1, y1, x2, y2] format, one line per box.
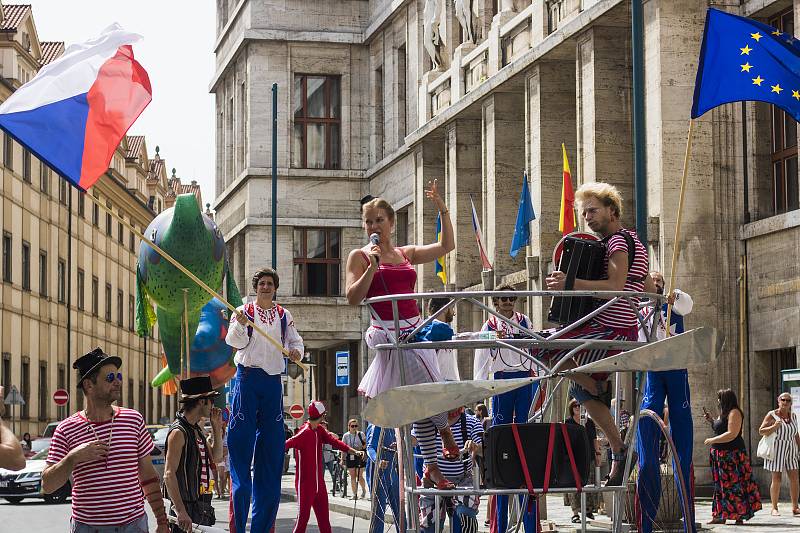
[526, 59, 577, 327]
[414, 133, 446, 292]
[576, 26, 634, 227]
[483, 92, 526, 280]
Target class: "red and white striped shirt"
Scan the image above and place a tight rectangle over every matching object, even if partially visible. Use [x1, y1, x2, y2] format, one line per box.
[595, 229, 649, 330]
[196, 435, 209, 491]
[47, 407, 154, 526]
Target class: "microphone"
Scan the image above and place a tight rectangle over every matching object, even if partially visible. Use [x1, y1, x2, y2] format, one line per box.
[369, 233, 380, 246]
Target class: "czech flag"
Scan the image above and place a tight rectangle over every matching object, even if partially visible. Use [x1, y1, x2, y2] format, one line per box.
[470, 195, 493, 271]
[0, 24, 152, 191]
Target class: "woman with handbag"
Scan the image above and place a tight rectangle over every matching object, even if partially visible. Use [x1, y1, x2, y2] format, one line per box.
[758, 392, 800, 516]
[703, 388, 761, 524]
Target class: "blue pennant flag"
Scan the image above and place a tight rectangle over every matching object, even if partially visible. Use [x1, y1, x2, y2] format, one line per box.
[510, 172, 535, 258]
[692, 8, 800, 121]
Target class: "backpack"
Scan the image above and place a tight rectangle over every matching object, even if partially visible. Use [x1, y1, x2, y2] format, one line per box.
[243, 302, 288, 345]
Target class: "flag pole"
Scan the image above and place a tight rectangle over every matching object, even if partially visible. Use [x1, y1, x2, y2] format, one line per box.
[664, 118, 695, 333]
[93, 197, 309, 372]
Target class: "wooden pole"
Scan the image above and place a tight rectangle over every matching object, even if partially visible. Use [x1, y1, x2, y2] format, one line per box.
[665, 119, 695, 334]
[94, 199, 308, 372]
[183, 289, 191, 380]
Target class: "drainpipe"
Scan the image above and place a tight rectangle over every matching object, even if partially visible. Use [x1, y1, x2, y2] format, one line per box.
[631, 0, 647, 245]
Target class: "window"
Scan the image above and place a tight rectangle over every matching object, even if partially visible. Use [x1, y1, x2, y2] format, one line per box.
[106, 211, 112, 236]
[40, 163, 50, 195]
[57, 259, 66, 303]
[93, 203, 99, 226]
[128, 378, 134, 408]
[129, 294, 135, 331]
[118, 221, 124, 243]
[770, 10, 800, 215]
[397, 45, 407, 145]
[59, 177, 67, 204]
[20, 357, 29, 419]
[117, 289, 124, 326]
[78, 193, 85, 218]
[292, 75, 341, 169]
[129, 221, 136, 251]
[293, 228, 341, 296]
[76, 384, 83, 411]
[92, 276, 99, 316]
[21, 241, 30, 291]
[3, 134, 12, 169]
[1, 354, 10, 411]
[39, 250, 47, 297]
[77, 269, 85, 310]
[38, 362, 48, 421]
[2, 233, 11, 282]
[22, 149, 31, 183]
[105, 283, 111, 321]
[396, 208, 409, 246]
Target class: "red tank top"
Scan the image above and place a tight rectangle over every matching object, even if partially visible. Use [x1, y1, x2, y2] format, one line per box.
[363, 249, 419, 320]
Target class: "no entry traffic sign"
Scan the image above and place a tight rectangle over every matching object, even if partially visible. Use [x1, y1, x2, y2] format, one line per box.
[289, 403, 305, 419]
[53, 388, 70, 406]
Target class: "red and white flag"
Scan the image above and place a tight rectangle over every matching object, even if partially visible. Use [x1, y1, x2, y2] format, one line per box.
[470, 195, 492, 270]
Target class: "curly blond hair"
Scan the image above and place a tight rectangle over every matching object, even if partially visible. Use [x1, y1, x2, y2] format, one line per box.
[575, 182, 623, 218]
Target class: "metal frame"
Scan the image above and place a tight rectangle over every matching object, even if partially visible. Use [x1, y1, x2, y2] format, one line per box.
[361, 289, 691, 533]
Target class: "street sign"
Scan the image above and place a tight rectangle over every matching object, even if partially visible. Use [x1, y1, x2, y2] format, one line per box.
[53, 389, 69, 406]
[4, 385, 24, 405]
[335, 351, 349, 387]
[289, 403, 305, 419]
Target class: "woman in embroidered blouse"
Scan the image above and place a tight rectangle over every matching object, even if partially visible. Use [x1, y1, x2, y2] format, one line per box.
[345, 180, 456, 488]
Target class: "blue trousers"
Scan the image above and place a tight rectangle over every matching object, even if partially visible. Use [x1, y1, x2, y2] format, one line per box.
[367, 466, 402, 533]
[636, 370, 695, 533]
[421, 502, 478, 533]
[227, 366, 284, 533]
[492, 371, 539, 533]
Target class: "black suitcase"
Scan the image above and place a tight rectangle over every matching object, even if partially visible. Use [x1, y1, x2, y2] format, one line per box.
[548, 236, 606, 324]
[482, 422, 591, 490]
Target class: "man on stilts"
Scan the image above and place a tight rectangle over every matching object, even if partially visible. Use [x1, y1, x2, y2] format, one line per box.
[226, 268, 304, 533]
[636, 271, 696, 533]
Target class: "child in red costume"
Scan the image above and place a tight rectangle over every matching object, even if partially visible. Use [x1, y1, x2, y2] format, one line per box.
[285, 400, 365, 533]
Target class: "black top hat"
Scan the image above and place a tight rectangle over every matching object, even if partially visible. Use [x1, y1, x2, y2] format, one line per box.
[73, 348, 122, 390]
[179, 376, 220, 402]
[359, 195, 375, 206]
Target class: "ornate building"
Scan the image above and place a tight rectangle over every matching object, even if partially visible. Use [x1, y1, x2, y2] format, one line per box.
[212, 0, 799, 488]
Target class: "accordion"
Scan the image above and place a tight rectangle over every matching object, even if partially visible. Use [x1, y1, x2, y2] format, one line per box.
[547, 236, 605, 324]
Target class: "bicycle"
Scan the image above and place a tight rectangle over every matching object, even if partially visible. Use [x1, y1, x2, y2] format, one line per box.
[330, 452, 349, 497]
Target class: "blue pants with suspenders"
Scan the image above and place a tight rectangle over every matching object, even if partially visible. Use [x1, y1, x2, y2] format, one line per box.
[492, 370, 539, 533]
[227, 365, 285, 533]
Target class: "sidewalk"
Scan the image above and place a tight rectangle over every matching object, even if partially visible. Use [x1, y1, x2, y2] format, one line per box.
[202, 470, 800, 532]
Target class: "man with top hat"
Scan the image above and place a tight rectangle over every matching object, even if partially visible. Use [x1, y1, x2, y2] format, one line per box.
[42, 348, 169, 533]
[163, 376, 224, 532]
[226, 267, 304, 533]
[285, 400, 366, 533]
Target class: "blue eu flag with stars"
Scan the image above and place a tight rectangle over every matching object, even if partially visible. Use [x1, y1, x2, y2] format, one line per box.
[692, 8, 800, 121]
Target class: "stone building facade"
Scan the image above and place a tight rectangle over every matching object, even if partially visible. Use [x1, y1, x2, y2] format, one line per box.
[212, 0, 800, 487]
[0, 4, 188, 435]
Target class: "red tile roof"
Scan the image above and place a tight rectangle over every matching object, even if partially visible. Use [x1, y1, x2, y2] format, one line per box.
[148, 157, 165, 182]
[126, 135, 145, 160]
[0, 5, 31, 32]
[39, 41, 64, 66]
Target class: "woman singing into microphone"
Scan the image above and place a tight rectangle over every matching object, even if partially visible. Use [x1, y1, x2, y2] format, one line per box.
[345, 180, 457, 488]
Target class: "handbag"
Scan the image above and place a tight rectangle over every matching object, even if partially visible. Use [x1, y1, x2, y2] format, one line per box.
[756, 412, 780, 461]
[186, 497, 216, 526]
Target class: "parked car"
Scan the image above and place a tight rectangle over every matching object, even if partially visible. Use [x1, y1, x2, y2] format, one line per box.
[150, 426, 169, 478]
[21, 422, 61, 458]
[0, 448, 70, 504]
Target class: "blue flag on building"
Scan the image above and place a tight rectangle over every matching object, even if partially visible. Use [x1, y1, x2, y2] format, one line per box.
[692, 8, 800, 121]
[435, 212, 447, 284]
[510, 171, 535, 258]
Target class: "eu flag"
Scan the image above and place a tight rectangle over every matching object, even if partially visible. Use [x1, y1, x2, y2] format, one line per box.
[692, 8, 800, 121]
[510, 171, 535, 258]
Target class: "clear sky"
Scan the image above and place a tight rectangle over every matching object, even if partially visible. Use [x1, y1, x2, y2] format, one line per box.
[26, 0, 217, 206]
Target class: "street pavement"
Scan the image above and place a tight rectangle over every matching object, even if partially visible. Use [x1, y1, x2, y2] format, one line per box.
[4, 464, 800, 532]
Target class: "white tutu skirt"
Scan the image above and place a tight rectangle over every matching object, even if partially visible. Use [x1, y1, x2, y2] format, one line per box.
[358, 317, 443, 399]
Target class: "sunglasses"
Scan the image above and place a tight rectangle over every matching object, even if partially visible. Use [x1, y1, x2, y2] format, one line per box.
[350, 424, 358, 428]
[105, 372, 123, 383]
[780, 398, 792, 403]
[498, 297, 517, 302]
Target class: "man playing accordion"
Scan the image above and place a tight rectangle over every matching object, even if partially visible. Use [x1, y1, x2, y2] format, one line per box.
[542, 182, 655, 486]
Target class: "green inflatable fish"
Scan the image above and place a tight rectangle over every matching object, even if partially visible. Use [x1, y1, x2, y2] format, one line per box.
[135, 194, 241, 386]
